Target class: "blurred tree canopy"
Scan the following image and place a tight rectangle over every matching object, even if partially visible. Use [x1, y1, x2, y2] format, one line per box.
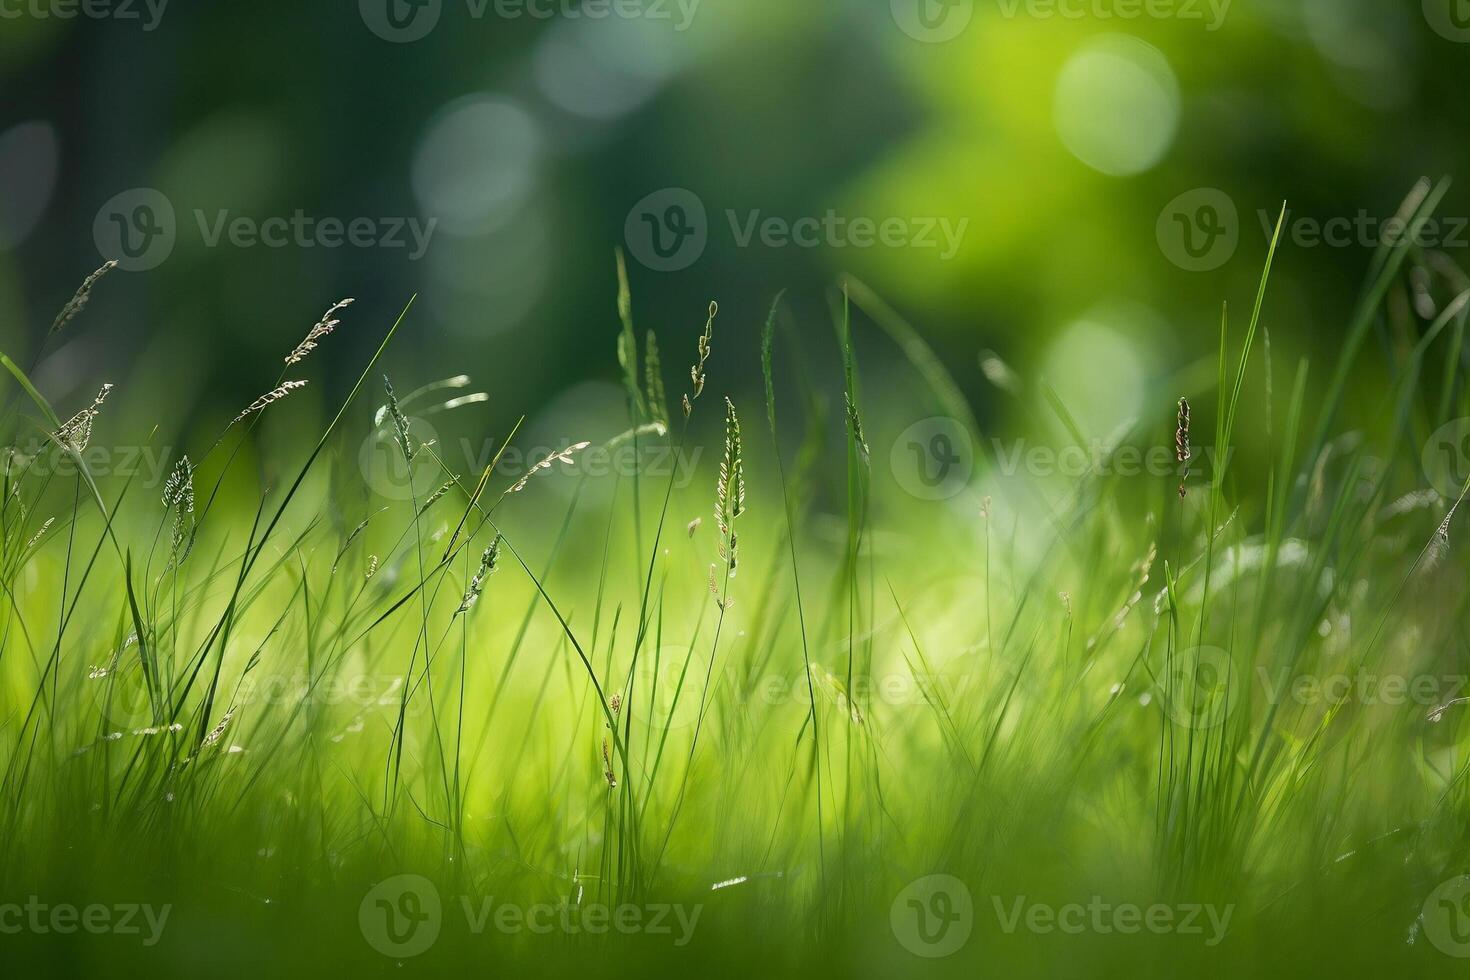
[2, 0, 1469, 442]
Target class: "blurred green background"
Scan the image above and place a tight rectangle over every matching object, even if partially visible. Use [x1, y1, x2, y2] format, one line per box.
[1, 0, 1469, 443]
[5, 9, 1470, 977]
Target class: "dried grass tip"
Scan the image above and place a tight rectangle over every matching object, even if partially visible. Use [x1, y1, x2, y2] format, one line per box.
[232, 380, 307, 426]
[507, 442, 591, 495]
[285, 298, 355, 365]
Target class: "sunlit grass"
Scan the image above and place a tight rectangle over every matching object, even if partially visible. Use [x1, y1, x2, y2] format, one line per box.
[2, 191, 1469, 978]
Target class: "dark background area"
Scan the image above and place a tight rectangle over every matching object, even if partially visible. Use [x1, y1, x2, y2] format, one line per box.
[3, 1, 1469, 449]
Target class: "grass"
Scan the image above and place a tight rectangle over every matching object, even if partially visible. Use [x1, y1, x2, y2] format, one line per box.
[2, 189, 1470, 978]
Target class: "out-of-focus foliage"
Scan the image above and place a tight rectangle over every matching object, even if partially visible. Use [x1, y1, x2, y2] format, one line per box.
[2, 1, 1469, 444]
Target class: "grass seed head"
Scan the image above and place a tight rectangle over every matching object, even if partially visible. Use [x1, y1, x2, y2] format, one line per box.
[1176, 396, 1192, 497]
[163, 455, 196, 564]
[507, 443, 590, 495]
[55, 383, 115, 454]
[456, 534, 502, 614]
[201, 708, 235, 748]
[715, 397, 745, 578]
[232, 380, 307, 427]
[49, 260, 117, 337]
[26, 517, 54, 551]
[381, 375, 416, 462]
[601, 736, 617, 788]
[285, 298, 355, 366]
[844, 392, 869, 462]
[685, 301, 718, 415]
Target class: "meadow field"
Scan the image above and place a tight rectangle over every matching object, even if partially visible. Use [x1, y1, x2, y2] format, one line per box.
[1, 182, 1469, 979]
